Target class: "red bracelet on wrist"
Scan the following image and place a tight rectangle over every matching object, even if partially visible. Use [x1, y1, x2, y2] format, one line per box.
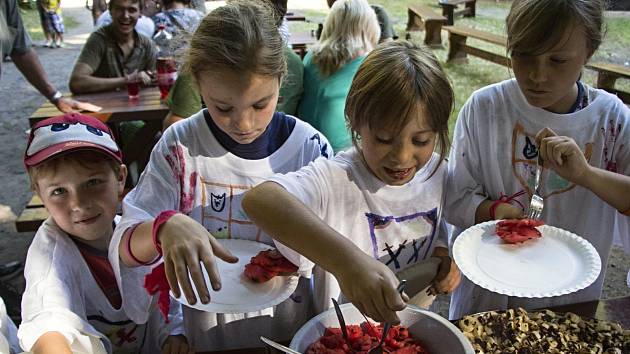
[488, 190, 526, 220]
[152, 210, 178, 256]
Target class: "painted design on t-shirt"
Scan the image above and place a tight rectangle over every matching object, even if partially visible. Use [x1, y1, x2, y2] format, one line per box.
[511, 122, 593, 199]
[601, 120, 624, 173]
[165, 144, 198, 214]
[200, 178, 265, 242]
[88, 315, 145, 353]
[365, 208, 437, 272]
[309, 133, 330, 158]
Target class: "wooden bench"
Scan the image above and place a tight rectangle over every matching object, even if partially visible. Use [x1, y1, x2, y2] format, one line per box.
[406, 3, 448, 48]
[438, 0, 476, 26]
[15, 195, 47, 232]
[444, 25, 510, 67]
[585, 62, 630, 104]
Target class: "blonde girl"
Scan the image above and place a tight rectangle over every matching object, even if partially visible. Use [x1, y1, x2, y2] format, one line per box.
[110, 0, 332, 350]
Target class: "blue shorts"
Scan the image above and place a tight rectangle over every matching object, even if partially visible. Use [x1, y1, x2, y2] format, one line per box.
[45, 12, 65, 34]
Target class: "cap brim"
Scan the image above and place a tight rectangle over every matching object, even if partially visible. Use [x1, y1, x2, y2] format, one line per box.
[24, 141, 123, 167]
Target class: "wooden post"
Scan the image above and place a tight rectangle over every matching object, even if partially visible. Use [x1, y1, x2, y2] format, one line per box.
[447, 32, 468, 63]
[442, 4, 456, 26]
[424, 21, 444, 48]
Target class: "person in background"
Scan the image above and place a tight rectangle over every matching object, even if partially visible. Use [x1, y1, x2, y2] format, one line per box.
[95, 0, 157, 39]
[162, 0, 303, 129]
[35, 0, 53, 47]
[318, 0, 396, 43]
[445, 0, 630, 319]
[41, 0, 65, 48]
[70, 0, 157, 94]
[90, 0, 108, 25]
[0, 0, 99, 112]
[19, 113, 190, 354]
[298, 0, 379, 152]
[152, 0, 202, 38]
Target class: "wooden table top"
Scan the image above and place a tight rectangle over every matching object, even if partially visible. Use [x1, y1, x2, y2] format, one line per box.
[29, 86, 169, 125]
[285, 11, 306, 22]
[289, 31, 317, 47]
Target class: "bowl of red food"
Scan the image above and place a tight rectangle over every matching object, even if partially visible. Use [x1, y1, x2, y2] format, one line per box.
[290, 303, 475, 354]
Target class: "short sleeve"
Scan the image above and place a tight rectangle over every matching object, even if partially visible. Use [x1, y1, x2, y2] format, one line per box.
[5, 0, 33, 56]
[75, 32, 106, 72]
[166, 73, 202, 118]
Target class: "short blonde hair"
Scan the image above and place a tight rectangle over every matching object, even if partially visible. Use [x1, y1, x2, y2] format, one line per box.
[182, 0, 286, 83]
[346, 41, 453, 175]
[506, 0, 605, 57]
[311, 0, 380, 77]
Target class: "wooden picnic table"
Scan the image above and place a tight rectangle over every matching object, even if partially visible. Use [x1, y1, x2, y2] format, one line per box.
[29, 86, 169, 170]
[285, 11, 306, 22]
[438, 0, 476, 26]
[290, 31, 317, 59]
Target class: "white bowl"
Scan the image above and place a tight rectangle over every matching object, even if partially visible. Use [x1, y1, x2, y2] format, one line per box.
[291, 303, 474, 353]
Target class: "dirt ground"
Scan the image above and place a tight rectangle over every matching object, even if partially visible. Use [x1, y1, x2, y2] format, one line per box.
[0, 0, 628, 325]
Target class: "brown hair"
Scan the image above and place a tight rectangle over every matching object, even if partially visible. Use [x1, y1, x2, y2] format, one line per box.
[311, 0, 380, 77]
[182, 0, 286, 83]
[506, 0, 605, 58]
[28, 150, 122, 190]
[345, 41, 453, 175]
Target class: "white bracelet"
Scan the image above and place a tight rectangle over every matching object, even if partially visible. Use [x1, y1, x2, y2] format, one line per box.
[48, 91, 63, 104]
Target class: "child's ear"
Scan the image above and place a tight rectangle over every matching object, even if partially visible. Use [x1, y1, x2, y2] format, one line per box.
[117, 164, 128, 196]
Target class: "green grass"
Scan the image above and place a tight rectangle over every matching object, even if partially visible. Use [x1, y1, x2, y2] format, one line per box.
[20, 7, 79, 41]
[289, 0, 630, 135]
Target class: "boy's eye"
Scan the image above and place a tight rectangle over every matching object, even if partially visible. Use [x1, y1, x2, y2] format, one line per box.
[51, 188, 66, 196]
[86, 179, 103, 187]
[413, 139, 430, 146]
[253, 104, 267, 110]
[216, 106, 232, 113]
[375, 136, 392, 144]
[551, 57, 568, 64]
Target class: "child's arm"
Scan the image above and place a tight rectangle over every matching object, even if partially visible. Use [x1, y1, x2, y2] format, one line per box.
[428, 246, 461, 295]
[537, 128, 630, 214]
[242, 181, 406, 323]
[31, 332, 72, 354]
[119, 215, 238, 305]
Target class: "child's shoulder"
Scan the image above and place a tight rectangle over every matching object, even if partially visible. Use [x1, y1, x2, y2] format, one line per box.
[470, 79, 518, 103]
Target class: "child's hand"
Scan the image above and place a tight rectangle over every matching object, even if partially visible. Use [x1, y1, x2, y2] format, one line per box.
[161, 334, 193, 354]
[159, 214, 239, 305]
[336, 253, 407, 323]
[428, 248, 461, 295]
[536, 128, 590, 186]
[493, 202, 523, 220]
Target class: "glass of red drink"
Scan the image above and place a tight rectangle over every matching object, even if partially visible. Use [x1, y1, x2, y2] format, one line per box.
[126, 69, 141, 100]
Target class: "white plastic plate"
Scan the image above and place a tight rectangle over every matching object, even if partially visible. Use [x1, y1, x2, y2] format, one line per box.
[453, 220, 601, 297]
[171, 239, 299, 313]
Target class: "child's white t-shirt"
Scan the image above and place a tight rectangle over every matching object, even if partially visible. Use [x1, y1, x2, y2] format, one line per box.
[445, 79, 630, 319]
[0, 297, 19, 354]
[18, 216, 182, 353]
[269, 148, 448, 313]
[110, 111, 332, 351]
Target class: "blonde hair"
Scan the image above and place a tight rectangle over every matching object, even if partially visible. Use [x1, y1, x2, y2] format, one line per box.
[28, 150, 121, 190]
[506, 0, 605, 57]
[311, 0, 380, 77]
[182, 0, 286, 83]
[346, 41, 453, 175]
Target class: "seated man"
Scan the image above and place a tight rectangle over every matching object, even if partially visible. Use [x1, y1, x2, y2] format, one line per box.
[69, 0, 156, 94]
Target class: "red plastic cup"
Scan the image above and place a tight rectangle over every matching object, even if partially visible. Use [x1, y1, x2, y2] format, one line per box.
[127, 80, 140, 100]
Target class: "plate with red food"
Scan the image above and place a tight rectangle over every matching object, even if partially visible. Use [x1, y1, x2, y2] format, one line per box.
[171, 239, 299, 313]
[290, 303, 474, 353]
[452, 219, 601, 297]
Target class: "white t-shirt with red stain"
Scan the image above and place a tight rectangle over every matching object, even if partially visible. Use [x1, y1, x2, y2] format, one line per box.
[18, 216, 182, 353]
[110, 111, 332, 351]
[445, 79, 630, 319]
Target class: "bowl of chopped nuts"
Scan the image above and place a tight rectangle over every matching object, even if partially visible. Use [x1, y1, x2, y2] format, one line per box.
[457, 308, 630, 353]
[291, 303, 475, 353]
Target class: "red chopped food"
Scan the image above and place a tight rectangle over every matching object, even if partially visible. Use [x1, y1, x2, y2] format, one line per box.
[243, 249, 298, 283]
[306, 321, 429, 354]
[496, 219, 545, 244]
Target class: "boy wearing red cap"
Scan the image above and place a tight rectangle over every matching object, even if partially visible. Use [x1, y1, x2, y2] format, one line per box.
[18, 113, 190, 354]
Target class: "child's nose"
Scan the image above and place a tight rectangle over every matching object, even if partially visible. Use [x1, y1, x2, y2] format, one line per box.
[390, 143, 412, 164]
[528, 62, 547, 83]
[69, 192, 90, 211]
[233, 112, 254, 132]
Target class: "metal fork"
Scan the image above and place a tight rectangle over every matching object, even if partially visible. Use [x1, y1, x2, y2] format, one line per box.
[527, 155, 544, 220]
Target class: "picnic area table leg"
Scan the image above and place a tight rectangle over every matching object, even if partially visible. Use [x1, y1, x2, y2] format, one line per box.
[406, 8, 423, 32]
[447, 32, 469, 63]
[465, 0, 476, 18]
[441, 4, 456, 26]
[597, 72, 618, 92]
[424, 21, 444, 48]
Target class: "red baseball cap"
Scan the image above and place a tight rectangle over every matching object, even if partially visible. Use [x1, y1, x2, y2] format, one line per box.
[24, 113, 123, 167]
